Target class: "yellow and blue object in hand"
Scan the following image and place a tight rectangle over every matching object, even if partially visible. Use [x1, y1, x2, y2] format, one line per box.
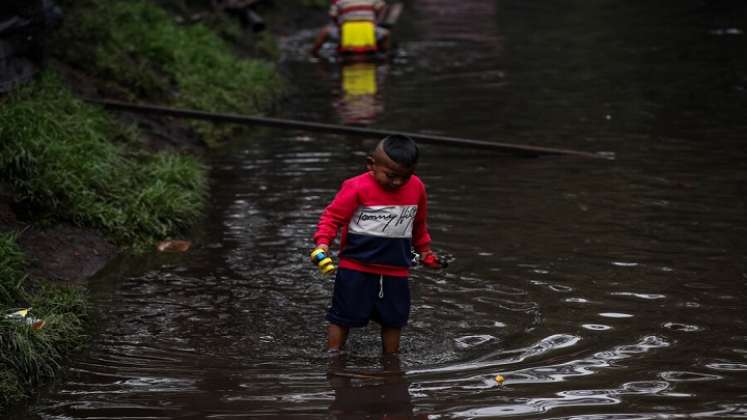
[310, 247, 336, 275]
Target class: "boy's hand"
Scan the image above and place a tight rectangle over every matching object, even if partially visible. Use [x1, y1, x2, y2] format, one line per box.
[420, 250, 447, 269]
[311, 245, 335, 275]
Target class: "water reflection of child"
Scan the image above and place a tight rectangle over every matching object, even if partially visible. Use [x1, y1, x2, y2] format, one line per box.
[328, 354, 428, 419]
[312, 135, 443, 355]
[335, 62, 383, 125]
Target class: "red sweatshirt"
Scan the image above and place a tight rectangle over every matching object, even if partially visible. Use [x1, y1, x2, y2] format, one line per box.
[313, 172, 432, 277]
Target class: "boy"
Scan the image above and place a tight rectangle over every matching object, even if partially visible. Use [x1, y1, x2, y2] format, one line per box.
[311, 135, 443, 354]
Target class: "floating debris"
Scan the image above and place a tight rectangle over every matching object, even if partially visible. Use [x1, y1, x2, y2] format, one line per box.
[495, 374, 505, 385]
[5, 308, 46, 330]
[156, 240, 192, 252]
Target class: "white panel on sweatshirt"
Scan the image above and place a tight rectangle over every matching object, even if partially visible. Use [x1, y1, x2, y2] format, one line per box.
[348, 205, 418, 238]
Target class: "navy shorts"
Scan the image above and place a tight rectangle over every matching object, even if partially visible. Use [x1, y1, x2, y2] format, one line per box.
[326, 268, 410, 328]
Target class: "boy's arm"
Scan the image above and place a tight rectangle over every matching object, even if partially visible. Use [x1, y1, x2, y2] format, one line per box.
[313, 179, 359, 248]
[412, 182, 432, 253]
[374, 0, 387, 19]
[329, 1, 339, 21]
[413, 182, 447, 268]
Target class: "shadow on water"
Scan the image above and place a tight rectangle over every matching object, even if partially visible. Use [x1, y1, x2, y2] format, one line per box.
[15, 0, 747, 418]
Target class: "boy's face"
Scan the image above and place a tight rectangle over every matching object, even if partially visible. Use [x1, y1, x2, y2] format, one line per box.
[367, 147, 415, 191]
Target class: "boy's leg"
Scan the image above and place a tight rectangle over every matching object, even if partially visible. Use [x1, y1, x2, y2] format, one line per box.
[328, 323, 350, 352]
[376, 26, 390, 52]
[381, 326, 401, 354]
[326, 268, 375, 350]
[375, 275, 410, 354]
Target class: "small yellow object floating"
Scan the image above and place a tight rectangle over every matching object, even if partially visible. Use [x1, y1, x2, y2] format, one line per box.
[495, 375, 505, 384]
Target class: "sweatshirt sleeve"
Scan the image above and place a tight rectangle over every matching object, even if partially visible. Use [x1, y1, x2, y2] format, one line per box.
[313, 179, 360, 247]
[412, 180, 432, 252]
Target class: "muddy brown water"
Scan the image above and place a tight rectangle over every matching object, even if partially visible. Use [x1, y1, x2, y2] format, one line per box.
[15, 1, 747, 418]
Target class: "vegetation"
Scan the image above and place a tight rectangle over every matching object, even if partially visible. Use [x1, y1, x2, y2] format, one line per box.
[0, 233, 90, 409]
[0, 73, 207, 248]
[53, 0, 283, 141]
[0, 233, 25, 305]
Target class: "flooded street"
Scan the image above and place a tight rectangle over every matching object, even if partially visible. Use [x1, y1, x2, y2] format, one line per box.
[18, 0, 747, 418]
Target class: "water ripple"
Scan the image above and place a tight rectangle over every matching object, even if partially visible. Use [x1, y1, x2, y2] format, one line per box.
[449, 380, 670, 418]
[663, 322, 703, 332]
[660, 371, 722, 382]
[705, 362, 747, 371]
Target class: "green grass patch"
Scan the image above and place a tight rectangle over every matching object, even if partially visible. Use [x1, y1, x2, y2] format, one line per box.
[0, 73, 207, 248]
[0, 233, 26, 304]
[0, 233, 90, 409]
[53, 0, 283, 140]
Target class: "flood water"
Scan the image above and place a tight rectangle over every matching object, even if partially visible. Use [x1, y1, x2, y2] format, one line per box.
[17, 0, 747, 418]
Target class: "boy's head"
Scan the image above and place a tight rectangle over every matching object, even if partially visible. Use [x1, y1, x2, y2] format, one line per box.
[367, 135, 419, 191]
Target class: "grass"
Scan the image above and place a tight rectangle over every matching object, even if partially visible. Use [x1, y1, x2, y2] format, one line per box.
[0, 233, 26, 304]
[53, 0, 283, 141]
[0, 232, 90, 409]
[0, 73, 208, 248]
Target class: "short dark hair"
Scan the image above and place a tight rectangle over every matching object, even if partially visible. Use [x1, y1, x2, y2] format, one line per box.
[380, 135, 419, 168]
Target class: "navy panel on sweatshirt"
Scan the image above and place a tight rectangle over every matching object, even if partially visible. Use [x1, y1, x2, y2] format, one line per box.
[340, 232, 412, 267]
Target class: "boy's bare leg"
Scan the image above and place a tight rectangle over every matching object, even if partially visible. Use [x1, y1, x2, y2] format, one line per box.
[327, 323, 349, 352]
[378, 33, 391, 53]
[381, 327, 401, 354]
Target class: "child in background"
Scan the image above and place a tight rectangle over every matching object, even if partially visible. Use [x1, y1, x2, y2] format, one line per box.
[311, 135, 443, 354]
[310, 0, 390, 57]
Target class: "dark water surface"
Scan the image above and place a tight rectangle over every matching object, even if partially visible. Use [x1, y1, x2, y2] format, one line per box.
[19, 0, 747, 418]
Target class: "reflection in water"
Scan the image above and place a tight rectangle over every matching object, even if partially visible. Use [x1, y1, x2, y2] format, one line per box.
[328, 354, 426, 419]
[335, 61, 384, 125]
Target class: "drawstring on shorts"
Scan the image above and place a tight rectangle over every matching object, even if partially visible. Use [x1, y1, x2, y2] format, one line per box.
[378, 274, 384, 299]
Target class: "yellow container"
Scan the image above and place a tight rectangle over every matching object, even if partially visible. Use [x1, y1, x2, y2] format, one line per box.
[340, 21, 377, 52]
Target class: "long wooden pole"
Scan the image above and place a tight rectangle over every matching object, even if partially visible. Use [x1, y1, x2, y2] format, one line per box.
[86, 98, 610, 159]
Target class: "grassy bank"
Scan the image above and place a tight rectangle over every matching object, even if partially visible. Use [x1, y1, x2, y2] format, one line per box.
[0, 73, 207, 247]
[0, 232, 89, 409]
[54, 0, 282, 109]
[53, 0, 283, 142]
[0, 0, 288, 410]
